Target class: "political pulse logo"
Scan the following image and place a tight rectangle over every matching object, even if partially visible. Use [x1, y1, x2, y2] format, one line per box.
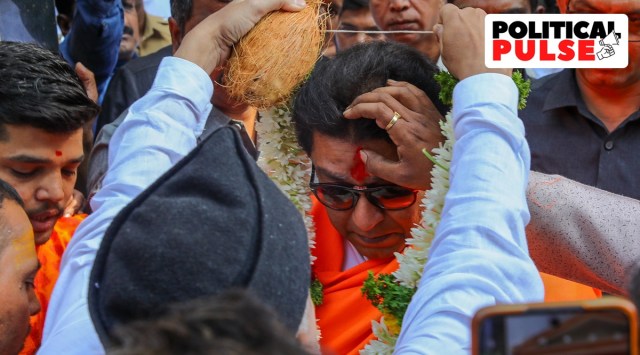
[485, 14, 629, 68]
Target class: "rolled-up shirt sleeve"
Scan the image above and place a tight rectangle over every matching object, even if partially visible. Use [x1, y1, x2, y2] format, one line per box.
[395, 73, 544, 354]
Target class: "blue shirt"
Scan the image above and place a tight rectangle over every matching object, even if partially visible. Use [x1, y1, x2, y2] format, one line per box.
[58, 0, 124, 96]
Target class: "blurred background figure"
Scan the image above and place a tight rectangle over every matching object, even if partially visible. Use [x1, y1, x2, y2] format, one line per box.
[323, 0, 343, 57]
[142, 0, 170, 18]
[369, 0, 444, 65]
[0, 0, 58, 51]
[135, 0, 170, 57]
[447, 0, 561, 79]
[334, 0, 385, 52]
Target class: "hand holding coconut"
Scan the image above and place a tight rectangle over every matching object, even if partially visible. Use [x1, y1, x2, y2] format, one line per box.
[174, 0, 308, 75]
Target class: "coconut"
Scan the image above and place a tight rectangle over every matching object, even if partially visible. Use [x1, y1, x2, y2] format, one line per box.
[223, 0, 327, 109]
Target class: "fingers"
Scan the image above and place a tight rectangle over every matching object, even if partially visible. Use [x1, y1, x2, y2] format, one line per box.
[344, 97, 404, 130]
[436, 4, 511, 79]
[175, 0, 307, 74]
[360, 149, 431, 191]
[64, 190, 85, 217]
[343, 82, 443, 135]
[382, 80, 439, 114]
[75, 62, 98, 103]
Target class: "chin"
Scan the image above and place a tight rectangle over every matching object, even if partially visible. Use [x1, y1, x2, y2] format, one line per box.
[34, 230, 53, 246]
[580, 67, 639, 87]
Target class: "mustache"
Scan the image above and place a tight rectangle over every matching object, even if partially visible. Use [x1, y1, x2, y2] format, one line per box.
[123, 26, 134, 36]
[25, 204, 64, 218]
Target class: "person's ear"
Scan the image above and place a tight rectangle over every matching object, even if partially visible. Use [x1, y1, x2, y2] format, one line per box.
[169, 17, 182, 55]
[57, 14, 71, 37]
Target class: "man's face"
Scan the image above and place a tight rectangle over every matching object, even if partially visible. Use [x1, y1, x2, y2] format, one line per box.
[335, 8, 385, 51]
[370, 0, 442, 45]
[310, 132, 422, 260]
[120, 0, 141, 61]
[452, 0, 532, 14]
[570, 0, 640, 88]
[0, 126, 83, 246]
[0, 200, 40, 355]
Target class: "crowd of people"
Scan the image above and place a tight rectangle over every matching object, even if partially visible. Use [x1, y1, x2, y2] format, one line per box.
[0, 0, 639, 354]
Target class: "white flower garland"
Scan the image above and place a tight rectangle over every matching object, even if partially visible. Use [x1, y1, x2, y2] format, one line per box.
[361, 113, 455, 354]
[256, 106, 316, 263]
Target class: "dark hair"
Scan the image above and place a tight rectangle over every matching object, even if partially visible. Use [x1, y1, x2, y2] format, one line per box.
[0, 41, 99, 140]
[340, 0, 369, 15]
[292, 41, 448, 155]
[0, 179, 24, 209]
[170, 0, 192, 32]
[108, 289, 310, 355]
[55, 0, 75, 17]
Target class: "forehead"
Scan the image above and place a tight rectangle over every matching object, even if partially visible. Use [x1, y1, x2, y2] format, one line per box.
[310, 132, 397, 181]
[569, 0, 640, 13]
[0, 125, 83, 156]
[0, 201, 34, 266]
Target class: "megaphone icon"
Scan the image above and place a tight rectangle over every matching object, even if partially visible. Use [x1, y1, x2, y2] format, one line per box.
[600, 31, 620, 46]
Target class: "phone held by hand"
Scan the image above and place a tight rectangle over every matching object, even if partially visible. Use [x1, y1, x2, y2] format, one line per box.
[472, 297, 638, 355]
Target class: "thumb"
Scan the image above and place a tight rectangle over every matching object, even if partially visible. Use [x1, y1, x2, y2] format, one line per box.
[75, 62, 98, 103]
[360, 149, 396, 182]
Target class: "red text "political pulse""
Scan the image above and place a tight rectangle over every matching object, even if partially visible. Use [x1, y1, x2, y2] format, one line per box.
[492, 21, 618, 61]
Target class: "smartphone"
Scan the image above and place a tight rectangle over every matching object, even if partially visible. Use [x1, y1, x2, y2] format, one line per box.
[472, 297, 638, 355]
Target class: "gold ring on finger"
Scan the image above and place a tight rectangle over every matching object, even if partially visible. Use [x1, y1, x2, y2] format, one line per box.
[385, 111, 402, 131]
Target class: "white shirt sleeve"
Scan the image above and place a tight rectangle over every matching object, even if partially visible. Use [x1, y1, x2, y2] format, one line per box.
[38, 57, 213, 354]
[394, 73, 544, 354]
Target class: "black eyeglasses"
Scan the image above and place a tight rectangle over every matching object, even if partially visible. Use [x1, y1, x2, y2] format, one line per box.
[309, 166, 418, 211]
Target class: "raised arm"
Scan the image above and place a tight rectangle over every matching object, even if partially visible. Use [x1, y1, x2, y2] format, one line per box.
[527, 171, 640, 296]
[40, 1, 306, 353]
[395, 5, 543, 353]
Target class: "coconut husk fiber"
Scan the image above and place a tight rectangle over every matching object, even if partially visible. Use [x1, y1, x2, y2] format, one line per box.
[223, 0, 327, 109]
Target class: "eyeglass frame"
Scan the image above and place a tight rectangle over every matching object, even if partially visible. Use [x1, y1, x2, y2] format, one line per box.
[308, 165, 419, 211]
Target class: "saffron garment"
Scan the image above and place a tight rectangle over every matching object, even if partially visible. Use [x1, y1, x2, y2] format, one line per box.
[311, 199, 599, 355]
[20, 215, 86, 355]
[540, 272, 601, 301]
[312, 200, 394, 355]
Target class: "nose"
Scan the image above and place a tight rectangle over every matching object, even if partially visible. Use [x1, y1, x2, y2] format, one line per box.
[35, 173, 66, 205]
[389, 0, 409, 12]
[357, 32, 369, 44]
[29, 289, 41, 316]
[351, 193, 385, 232]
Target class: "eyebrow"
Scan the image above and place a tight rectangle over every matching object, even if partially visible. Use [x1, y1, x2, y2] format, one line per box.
[314, 165, 387, 185]
[314, 166, 351, 184]
[8, 154, 84, 165]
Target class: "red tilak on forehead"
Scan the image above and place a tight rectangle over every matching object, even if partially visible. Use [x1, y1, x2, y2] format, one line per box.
[350, 147, 369, 182]
[55, 150, 62, 157]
